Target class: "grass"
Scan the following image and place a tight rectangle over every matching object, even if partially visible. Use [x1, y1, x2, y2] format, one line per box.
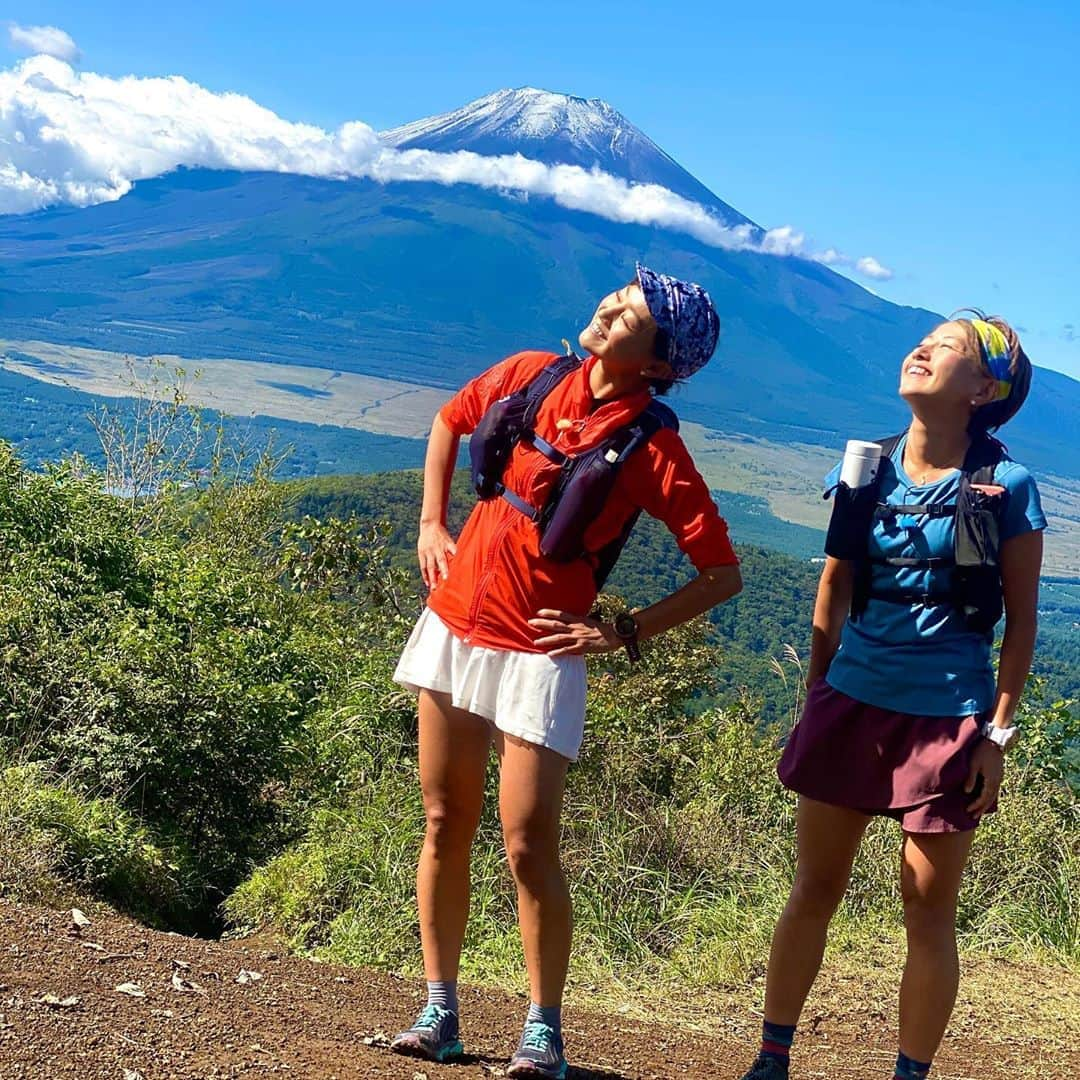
[0, 762, 198, 925]
[224, 680, 1080, 999]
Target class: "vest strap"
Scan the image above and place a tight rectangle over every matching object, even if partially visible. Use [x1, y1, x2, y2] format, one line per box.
[871, 555, 953, 569]
[874, 503, 956, 519]
[496, 483, 542, 523]
[523, 432, 568, 466]
[867, 589, 952, 607]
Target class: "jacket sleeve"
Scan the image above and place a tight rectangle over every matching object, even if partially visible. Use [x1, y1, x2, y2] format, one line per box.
[622, 428, 739, 570]
[439, 351, 556, 436]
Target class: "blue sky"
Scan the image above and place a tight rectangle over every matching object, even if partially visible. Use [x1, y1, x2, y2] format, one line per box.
[6, 0, 1079, 378]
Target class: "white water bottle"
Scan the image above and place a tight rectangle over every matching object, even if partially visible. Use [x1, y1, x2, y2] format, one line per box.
[840, 440, 883, 489]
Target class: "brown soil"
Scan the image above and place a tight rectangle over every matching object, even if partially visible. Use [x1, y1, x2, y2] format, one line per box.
[0, 898, 1074, 1079]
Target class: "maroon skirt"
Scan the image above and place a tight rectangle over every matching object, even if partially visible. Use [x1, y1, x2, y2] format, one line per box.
[778, 678, 994, 833]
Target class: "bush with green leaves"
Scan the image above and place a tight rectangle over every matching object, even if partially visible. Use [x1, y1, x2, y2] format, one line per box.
[0, 441, 401, 927]
[0, 762, 195, 922]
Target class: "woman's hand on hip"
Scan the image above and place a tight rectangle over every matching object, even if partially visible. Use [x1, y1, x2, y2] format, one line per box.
[528, 609, 621, 657]
[417, 522, 457, 591]
[965, 735, 1005, 817]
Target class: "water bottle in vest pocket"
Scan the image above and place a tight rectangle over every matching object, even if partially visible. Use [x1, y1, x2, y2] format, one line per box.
[825, 481, 881, 561]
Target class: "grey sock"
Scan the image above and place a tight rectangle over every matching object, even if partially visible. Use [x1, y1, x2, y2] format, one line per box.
[427, 979, 458, 1014]
[526, 1001, 562, 1038]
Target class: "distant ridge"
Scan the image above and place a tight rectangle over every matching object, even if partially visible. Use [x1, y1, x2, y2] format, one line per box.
[380, 86, 756, 231]
[2, 85, 1079, 483]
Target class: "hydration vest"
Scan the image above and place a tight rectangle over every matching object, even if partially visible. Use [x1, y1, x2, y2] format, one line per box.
[824, 432, 1008, 636]
[469, 352, 678, 588]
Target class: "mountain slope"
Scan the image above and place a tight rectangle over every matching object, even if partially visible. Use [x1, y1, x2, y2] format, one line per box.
[381, 86, 756, 230]
[2, 87, 1079, 479]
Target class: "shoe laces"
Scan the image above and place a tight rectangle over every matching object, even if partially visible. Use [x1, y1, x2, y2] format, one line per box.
[415, 1003, 449, 1031]
[521, 1021, 557, 1053]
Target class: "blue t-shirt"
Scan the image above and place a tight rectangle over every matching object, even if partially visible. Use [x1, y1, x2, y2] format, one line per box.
[824, 435, 1046, 717]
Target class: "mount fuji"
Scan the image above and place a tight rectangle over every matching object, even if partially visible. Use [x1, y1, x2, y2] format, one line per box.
[1, 86, 1079, 481]
[381, 87, 756, 232]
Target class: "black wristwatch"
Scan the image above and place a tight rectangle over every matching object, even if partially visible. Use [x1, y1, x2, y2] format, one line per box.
[613, 612, 642, 663]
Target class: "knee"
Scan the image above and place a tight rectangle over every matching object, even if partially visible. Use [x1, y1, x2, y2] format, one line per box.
[901, 886, 957, 944]
[788, 870, 849, 921]
[503, 827, 560, 890]
[423, 797, 478, 856]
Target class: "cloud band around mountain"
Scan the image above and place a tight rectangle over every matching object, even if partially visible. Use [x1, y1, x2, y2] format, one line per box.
[0, 54, 892, 281]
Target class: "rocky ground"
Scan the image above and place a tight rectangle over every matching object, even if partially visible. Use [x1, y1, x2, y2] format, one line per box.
[0, 899, 1075, 1079]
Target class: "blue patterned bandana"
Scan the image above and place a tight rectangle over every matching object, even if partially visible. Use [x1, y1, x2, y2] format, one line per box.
[635, 263, 720, 379]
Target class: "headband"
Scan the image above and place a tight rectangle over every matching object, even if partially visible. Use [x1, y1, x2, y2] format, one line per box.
[635, 263, 720, 379]
[969, 319, 1013, 402]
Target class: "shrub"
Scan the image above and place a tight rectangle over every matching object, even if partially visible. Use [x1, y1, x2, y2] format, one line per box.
[0, 763, 196, 922]
[0, 442, 397, 927]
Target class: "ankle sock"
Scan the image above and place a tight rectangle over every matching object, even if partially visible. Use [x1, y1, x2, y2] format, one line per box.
[894, 1050, 932, 1079]
[761, 1019, 796, 1064]
[426, 979, 458, 1014]
[526, 1001, 562, 1039]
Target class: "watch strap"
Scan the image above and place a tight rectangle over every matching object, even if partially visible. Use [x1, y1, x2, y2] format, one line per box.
[613, 612, 642, 663]
[980, 719, 1019, 751]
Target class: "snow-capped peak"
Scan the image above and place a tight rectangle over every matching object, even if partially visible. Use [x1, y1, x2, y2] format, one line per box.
[380, 87, 757, 230]
[382, 87, 627, 150]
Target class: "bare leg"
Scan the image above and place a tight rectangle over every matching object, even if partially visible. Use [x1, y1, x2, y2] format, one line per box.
[416, 689, 491, 982]
[763, 797, 871, 1024]
[898, 829, 975, 1063]
[495, 732, 571, 1006]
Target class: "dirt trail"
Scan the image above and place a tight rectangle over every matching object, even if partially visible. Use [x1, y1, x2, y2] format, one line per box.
[0, 899, 1074, 1079]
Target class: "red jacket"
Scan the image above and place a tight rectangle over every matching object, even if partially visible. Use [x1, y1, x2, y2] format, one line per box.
[428, 351, 738, 652]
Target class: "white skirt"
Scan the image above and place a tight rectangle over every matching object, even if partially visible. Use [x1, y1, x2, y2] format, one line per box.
[393, 608, 588, 761]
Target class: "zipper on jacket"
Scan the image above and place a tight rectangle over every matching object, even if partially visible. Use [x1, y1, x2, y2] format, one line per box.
[464, 446, 555, 642]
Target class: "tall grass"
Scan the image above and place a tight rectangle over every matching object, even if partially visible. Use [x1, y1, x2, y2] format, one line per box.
[0, 762, 197, 923]
[226, 615, 1080, 991]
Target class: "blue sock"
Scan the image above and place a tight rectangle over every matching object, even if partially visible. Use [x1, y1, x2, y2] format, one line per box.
[426, 979, 458, 1014]
[527, 1001, 562, 1039]
[761, 1020, 796, 1064]
[894, 1050, 932, 1079]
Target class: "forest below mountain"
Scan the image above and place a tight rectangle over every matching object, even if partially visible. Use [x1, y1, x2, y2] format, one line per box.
[284, 470, 1080, 714]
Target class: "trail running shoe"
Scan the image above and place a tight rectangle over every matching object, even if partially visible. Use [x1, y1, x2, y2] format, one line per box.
[507, 1021, 568, 1079]
[737, 1053, 790, 1080]
[389, 1003, 464, 1062]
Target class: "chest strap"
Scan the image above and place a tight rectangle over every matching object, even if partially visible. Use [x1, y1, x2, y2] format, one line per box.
[499, 430, 571, 518]
[869, 588, 953, 607]
[874, 503, 956, 519]
[870, 555, 952, 569]
[497, 482, 543, 522]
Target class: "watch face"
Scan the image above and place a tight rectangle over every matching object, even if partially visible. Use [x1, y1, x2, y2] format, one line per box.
[614, 613, 638, 638]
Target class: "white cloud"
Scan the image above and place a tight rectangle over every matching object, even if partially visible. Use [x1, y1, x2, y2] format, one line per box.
[7, 24, 80, 63]
[0, 55, 893, 283]
[809, 247, 894, 282]
[814, 248, 844, 265]
[855, 256, 893, 281]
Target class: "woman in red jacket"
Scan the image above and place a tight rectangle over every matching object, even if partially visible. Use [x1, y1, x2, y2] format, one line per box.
[391, 265, 742, 1078]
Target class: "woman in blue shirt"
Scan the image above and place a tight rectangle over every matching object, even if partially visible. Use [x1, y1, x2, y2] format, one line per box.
[739, 314, 1046, 1080]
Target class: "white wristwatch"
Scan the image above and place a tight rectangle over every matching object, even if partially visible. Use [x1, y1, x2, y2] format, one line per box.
[980, 719, 1020, 752]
